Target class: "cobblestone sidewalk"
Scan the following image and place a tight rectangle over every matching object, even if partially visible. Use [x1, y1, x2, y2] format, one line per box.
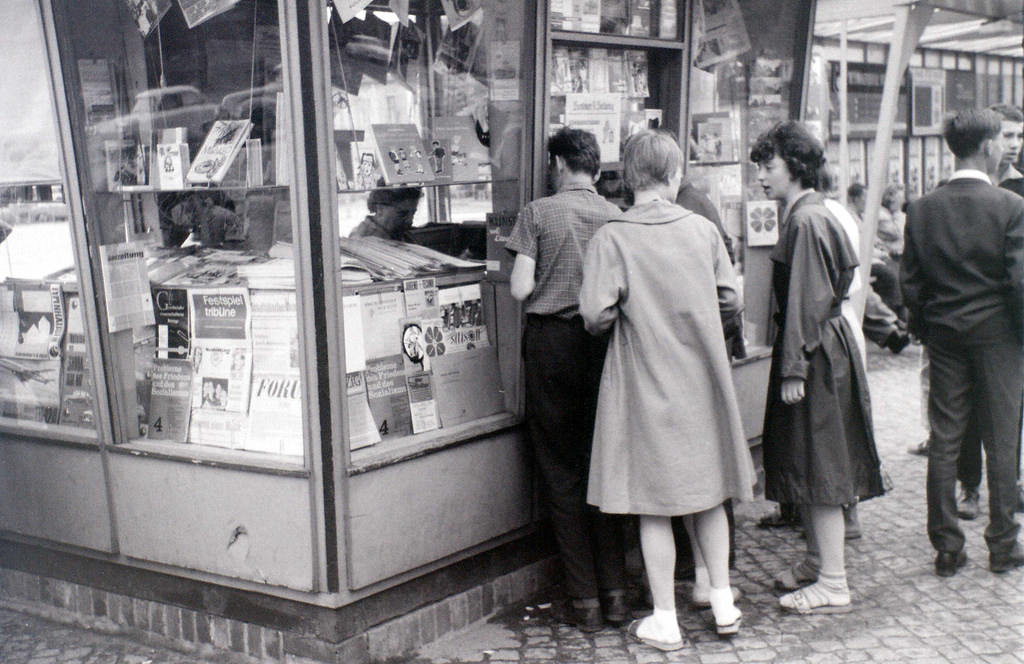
[410, 343, 1024, 664]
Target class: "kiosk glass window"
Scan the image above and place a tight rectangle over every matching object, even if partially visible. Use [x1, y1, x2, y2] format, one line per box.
[0, 0, 97, 436]
[328, 2, 529, 457]
[58, 1, 308, 460]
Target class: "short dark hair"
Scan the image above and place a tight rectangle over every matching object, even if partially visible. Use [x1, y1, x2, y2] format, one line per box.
[750, 121, 825, 189]
[943, 109, 1002, 159]
[368, 185, 422, 210]
[548, 127, 601, 177]
[988, 103, 1024, 123]
[847, 182, 866, 200]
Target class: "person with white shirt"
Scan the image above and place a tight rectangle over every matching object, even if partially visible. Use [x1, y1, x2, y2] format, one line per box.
[901, 109, 1024, 576]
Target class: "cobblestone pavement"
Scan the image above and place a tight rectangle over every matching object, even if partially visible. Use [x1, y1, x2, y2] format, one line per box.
[0, 343, 1021, 663]
[0, 607, 212, 663]
[411, 343, 1024, 664]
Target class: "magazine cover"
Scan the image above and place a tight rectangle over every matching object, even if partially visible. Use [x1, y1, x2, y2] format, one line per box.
[568, 48, 590, 93]
[147, 358, 192, 441]
[371, 124, 435, 185]
[588, 48, 610, 93]
[123, 0, 172, 36]
[626, 50, 649, 98]
[627, 0, 651, 36]
[431, 116, 491, 181]
[364, 354, 412, 438]
[178, 0, 239, 28]
[572, 0, 600, 32]
[551, 46, 572, 95]
[0, 282, 66, 361]
[59, 295, 94, 427]
[186, 119, 252, 185]
[565, 93, 622, 163]
[600, 0, 628, 34]
[441, 0, 483, 31]
[691, 112, 738, 163]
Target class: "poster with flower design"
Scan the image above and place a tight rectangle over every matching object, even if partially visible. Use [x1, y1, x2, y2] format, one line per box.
[745, 200, 779, 247]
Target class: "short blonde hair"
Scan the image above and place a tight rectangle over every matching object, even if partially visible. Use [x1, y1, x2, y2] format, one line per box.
[622, 130, 683, 192]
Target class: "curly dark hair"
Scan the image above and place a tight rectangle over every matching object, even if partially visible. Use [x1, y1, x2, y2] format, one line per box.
[548, 127, 602, 177]
[749, 121, 825, 190]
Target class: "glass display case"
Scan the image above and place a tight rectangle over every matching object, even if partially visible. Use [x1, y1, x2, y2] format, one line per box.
[545, 0, 683, 207]
[327, 1, 530, 464]
[57, 0, 308, 460]
[0, 1, 97, 439]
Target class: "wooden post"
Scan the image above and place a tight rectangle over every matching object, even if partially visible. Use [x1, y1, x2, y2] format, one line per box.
[855, 2, 933, 320]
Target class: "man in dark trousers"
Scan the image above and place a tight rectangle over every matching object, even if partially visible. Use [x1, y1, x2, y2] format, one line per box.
[952, 103, 1024, 520]
[901, 108, 1024, 576]
[507, 127, 627, 631]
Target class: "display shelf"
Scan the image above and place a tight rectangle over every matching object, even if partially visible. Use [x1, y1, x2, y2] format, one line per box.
[111, 438, 309, 477]
[551, 30, 684, 50]
[0, 419, 99, 446]
[335, 177, 518, 195]
[348, 411, 519, 474]
[103, 184, 291, 195]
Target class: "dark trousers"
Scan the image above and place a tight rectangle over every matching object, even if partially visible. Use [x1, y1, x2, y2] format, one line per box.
[925, 332, 1023, 555]
[523, 314, 626, 599]
[862, 289, 902, 348]
[956, 413, 983, 489]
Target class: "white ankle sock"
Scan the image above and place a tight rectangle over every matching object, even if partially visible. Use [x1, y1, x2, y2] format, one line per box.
[708, 586, 741, 626]
[818, 570, 849, 596]
[637, 607, 681, 642]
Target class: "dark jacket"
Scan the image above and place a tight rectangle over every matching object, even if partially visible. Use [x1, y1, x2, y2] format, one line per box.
[901, 177, 1024, 343]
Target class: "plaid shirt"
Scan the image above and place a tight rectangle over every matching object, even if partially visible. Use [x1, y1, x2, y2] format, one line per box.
[506, 184, 621, 318]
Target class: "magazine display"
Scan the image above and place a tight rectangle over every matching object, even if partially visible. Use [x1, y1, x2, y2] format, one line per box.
[371, 124, 435, 185]
[0, 282, 66, 361]
[59, 295, 94, 427]
[430, 116, 491, 182]
[186, 120, 253, 185]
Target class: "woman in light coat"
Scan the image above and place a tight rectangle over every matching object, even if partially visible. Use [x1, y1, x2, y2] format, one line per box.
[580, 131, 755, 651]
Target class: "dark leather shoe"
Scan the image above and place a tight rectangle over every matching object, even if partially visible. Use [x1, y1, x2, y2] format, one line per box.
[990, 543, 1024, 573]
[935, 549, 967, 577]
[600, 590, 630, 626]
[885, 330, 911, 354]
[907, 440, 929, 456]
[550, 598, 603, 632]
[956, 486, 980, 520]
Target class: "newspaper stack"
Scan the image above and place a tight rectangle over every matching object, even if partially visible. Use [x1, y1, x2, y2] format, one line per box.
[236, 257, 295, 290]
[338, 237, 483, 281]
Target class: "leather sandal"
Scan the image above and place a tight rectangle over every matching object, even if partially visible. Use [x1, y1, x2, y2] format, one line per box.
[779, 585, 852, 615]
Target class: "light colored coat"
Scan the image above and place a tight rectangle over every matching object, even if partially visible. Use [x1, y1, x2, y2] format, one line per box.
[579, 199, 755, 516]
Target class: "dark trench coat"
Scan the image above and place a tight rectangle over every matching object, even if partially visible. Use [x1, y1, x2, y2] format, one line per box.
[762, 191, 886, 506]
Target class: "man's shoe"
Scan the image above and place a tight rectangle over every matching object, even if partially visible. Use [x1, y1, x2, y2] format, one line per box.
[907, 439, 929, 456]
[956, 486, 980, 520]
[990, 543, 1024, 573]
[935, 549, 967, 577]
[550, 598, 603, 632]
[885, 330, 912, 354]
[600, 590, 630, 626]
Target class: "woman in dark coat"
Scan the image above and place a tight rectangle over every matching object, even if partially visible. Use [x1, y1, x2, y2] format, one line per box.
[751, 122, 885, 615]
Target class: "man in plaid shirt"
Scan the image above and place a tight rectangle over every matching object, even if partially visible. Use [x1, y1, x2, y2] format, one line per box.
[507, 128, 628, 632]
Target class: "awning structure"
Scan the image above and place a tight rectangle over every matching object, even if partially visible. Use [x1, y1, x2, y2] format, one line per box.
[817, 0, 1023, 56]
[0, 0, 62, 187]
[816, 0, 1023, 319]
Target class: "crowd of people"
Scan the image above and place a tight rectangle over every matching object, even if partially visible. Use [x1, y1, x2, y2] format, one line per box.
[505, 102, 1023, 653]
